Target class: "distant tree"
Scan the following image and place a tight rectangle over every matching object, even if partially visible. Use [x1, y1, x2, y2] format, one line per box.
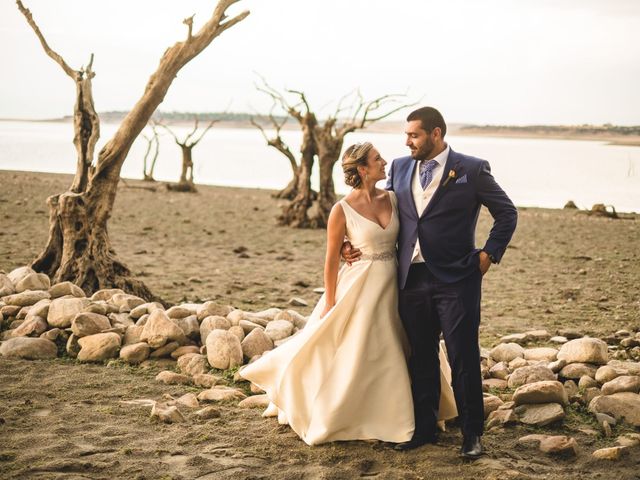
[158, 116, 219, 192]
[142, 124, 160, 182]
[18, 0, 249, 299]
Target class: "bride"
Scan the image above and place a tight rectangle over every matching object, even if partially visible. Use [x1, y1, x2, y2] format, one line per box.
[240, 142, 456, 446]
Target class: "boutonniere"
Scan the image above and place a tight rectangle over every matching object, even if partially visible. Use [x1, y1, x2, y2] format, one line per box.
[442, 169, 457, 187]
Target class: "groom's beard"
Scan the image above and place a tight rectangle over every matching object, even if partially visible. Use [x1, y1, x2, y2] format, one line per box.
[410, 138, 436, 161]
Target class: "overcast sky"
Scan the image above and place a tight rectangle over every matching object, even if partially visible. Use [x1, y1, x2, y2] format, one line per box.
[1, 0, 638, 125]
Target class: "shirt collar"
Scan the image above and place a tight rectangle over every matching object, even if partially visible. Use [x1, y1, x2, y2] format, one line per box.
[416, 143, 449, 168]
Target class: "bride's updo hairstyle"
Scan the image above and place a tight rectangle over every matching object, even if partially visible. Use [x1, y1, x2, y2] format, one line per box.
[342, 142, 373, 189]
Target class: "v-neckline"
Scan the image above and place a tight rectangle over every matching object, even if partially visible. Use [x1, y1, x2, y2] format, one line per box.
[342, 193, 394, 231]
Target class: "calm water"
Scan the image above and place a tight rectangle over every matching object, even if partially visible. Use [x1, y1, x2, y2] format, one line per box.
[1, 120, 639, 212]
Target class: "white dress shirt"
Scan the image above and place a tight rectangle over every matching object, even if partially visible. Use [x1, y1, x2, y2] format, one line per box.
[410, 144, 450, 264]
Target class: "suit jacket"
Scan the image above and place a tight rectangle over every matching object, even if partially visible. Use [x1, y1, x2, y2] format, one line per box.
[386, 148, 517, 288]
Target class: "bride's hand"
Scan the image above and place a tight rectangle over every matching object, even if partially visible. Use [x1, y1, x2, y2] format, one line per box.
[320, 302, 335, 318]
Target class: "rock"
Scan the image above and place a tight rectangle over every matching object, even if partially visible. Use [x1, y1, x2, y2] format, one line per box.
[77, 332, 121, 362]
[508, 357, 529, 370]
[25, 298, 51, 320]
[119, 342, 150, 364]
[15, 273, 50, 293]
[197, 386, 246, 402]
[197, 301, 234, 321]
[49, 281, 86, 299]
[149, 341, 180, 358]
[151, 403, 185, 423]
[90, 288, 125, 302]
[589, 392, 640, 426]
[0, 274, 15, 297]
[499, 333, 529, 345]
[595, 365, 620, 384]
[238, 319, 264, 334]
[288, 297, 308, 307]
[0, 337, 58, 359]
[250, 382, 264, 394]
[558, 337, 608, 365]
[123, 325, 144, 346]
[140, 310, 187, 348]
[563, 379, 578, 400]
[226, 309, 246, 326]
[513, 380, 568, 405]
[241, 328, 274, 360]
[110, 293, 145, 311]
[228, 325, 245, 342]
[109, 313, 134, 330]
[578, 375, 599, 389]
[166, 306, 193, 319]
[264, 319, 294, 342]
[524, 347, 558, 362]
[205, 329, 243, 370]
[71, 312, 111, 337]
[489, 362, 509, 380]
[607, 360, 640, 376]
[194, 406, 221, 419]
[592, 446, 626, 461]
[515, 402, 565, 426]
[200, 316, 231, 343]
[548, 358, 567, 373]
[11, 316, 48, 337]
[155, 370, 192, 385]
[1, 304, 21, 318]
[177, 353, 210, 376]
[582, 387, 602, 405]
[40, 327, 64, 342]
[193, 374, 221, 389]
[559, 362, 598, 380]
[550, 336, 568, 344]
[616, 433, 640, 448]
[517, 434, 548, 447]
[171, 345, 200, 359]
[175, 393, 199, 409]
[538, 435, 578, 456]
[525, 329, 551, 341]
[483, 394, 504, 418]
[595, 412, 617, 426]
[486, 408, 516, 428]
[490, 343, 525, 363]
[47, 297, 91, 328]
[601, 375, 640, 395]
[173, 315, 200, 340]
[2, 290, 51, 308]
[238, 394, 270, 408]
[66, 334, 81, 358]
[7, 266, 36, 285]
[508, 365, 556, 388]
[483, 378, 508, 391]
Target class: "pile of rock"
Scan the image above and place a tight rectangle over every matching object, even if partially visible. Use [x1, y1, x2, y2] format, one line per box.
[0, 266, 308, 369]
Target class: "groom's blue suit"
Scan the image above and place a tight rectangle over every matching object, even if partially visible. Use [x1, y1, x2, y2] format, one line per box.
[387, 147, 517, 438]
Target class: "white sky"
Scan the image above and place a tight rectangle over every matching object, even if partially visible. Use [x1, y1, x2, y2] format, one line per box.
[1, 0, 638, 125]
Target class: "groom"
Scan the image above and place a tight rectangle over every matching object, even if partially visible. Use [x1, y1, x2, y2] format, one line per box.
[346, 107, 517, 458]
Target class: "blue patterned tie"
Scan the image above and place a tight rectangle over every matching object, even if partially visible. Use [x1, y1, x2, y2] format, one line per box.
[419, 159, 439, 190]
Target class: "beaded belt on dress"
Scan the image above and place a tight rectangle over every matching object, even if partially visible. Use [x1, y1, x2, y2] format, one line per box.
[360, 251, 396, 261]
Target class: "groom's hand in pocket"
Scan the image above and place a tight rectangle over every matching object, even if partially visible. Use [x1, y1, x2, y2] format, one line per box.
[341, 241, 361, 266]
[478, 250, 492, 275]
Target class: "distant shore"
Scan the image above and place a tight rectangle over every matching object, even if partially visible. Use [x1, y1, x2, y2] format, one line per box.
[2, 115, 639, 146]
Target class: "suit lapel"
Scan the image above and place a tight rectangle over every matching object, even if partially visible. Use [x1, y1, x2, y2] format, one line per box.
[399, 158, 419, 220]
[421, 148, 457, 218]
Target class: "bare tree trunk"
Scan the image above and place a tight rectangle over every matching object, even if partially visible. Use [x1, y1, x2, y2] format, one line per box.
[312, 141, 342, 228]
[23, 0, 249, 299]
[142, 126, 159, 181]
[170, 144, 197, 192]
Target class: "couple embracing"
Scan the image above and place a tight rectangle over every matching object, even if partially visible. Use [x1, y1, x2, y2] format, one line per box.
[241, 106, 518, 459]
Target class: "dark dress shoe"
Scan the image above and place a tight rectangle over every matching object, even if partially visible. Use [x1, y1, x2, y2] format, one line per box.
[394, 433, 438, 451]
[460, 435, 484, 459]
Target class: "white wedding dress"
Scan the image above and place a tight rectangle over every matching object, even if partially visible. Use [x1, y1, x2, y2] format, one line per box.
[240, 191, 457, 445]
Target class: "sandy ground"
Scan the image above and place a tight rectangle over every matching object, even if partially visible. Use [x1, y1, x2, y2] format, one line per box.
[1, 170, 639, 479]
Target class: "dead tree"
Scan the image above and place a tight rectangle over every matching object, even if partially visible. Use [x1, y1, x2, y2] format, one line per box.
[159, 117, 218, 192]
[250, 111, 299, 199]
[142, 124, 160, 181]
[311, 92, 416, 227]
[19, 0, 249, 299]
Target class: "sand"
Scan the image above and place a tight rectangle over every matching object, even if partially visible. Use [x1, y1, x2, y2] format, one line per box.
[1, 169, 639, 479]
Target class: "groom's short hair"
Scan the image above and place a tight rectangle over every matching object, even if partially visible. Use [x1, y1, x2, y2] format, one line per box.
[407, 107, 447, 138]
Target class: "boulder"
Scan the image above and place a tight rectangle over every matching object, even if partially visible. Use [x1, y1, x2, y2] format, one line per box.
[174, 393, 199, 409]
[47, 297, 91, 328]
[197, 386, 246, 402]
[173, 315, 200, 340]
[66, 333, 81, 358]
[557, 337, 608, 365]
[538, 436, 578, 456]
[194, 406, 221, 419]
[140, 310, 187, 348]
[515, 403, 565, 426]
[239, 319, 264, 334]
[71, 312, 111, 337]
[49, 281, 86, 299]
[578, 375, 598, 390]
[177, 353, 210, 376]
[513, 380, 568, 406]
[110, 293, 145, 311]
[149, 341, 180, 358]
[155, 370, 192, 385]
[241, 328, 274, 360]
[483, 394, 504, 418]
[228, 325, 245, 342]
[151, 403, 185, 423]
[490, 343, 525, 363]
[123, 325, 144, 346]
[119, 342, 150, 364]
[524, 347, 558, 362]
[200, 315, 231, 344]
[206, 329, 243, 370]
[7, 266, 36, 285]
[601, 376, 640, 395]
[592, 446, 626, 461]
[2, 290, 51, 308]
[77, 332, 121, 362]
[171, 345, 200, 359]
[589, 392, 640, 426]
[507, 365, 556, 388]
[238, 394, 270, 409]
[15, 273, 50, 293]
[25, 299, 51, 320]
[197, 301, 234, 321]
[265, 319, 294, 342]
[559, 362, 598, 380]
[485, 408, 516, 428]
[11, 316, 48, 337]
[193, 373, 221, 389]
[90, 288, 125, 302]
[0, 337, 58, 359]
[489, 362, 509, 380]
[166, 306, 193, 319]
[0, 274, 15, 297]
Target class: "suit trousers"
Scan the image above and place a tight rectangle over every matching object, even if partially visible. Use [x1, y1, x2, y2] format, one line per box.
[399, 262, 484, 437]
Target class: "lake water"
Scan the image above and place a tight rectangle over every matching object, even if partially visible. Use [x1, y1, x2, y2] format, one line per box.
[1, 120, 639, 212]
